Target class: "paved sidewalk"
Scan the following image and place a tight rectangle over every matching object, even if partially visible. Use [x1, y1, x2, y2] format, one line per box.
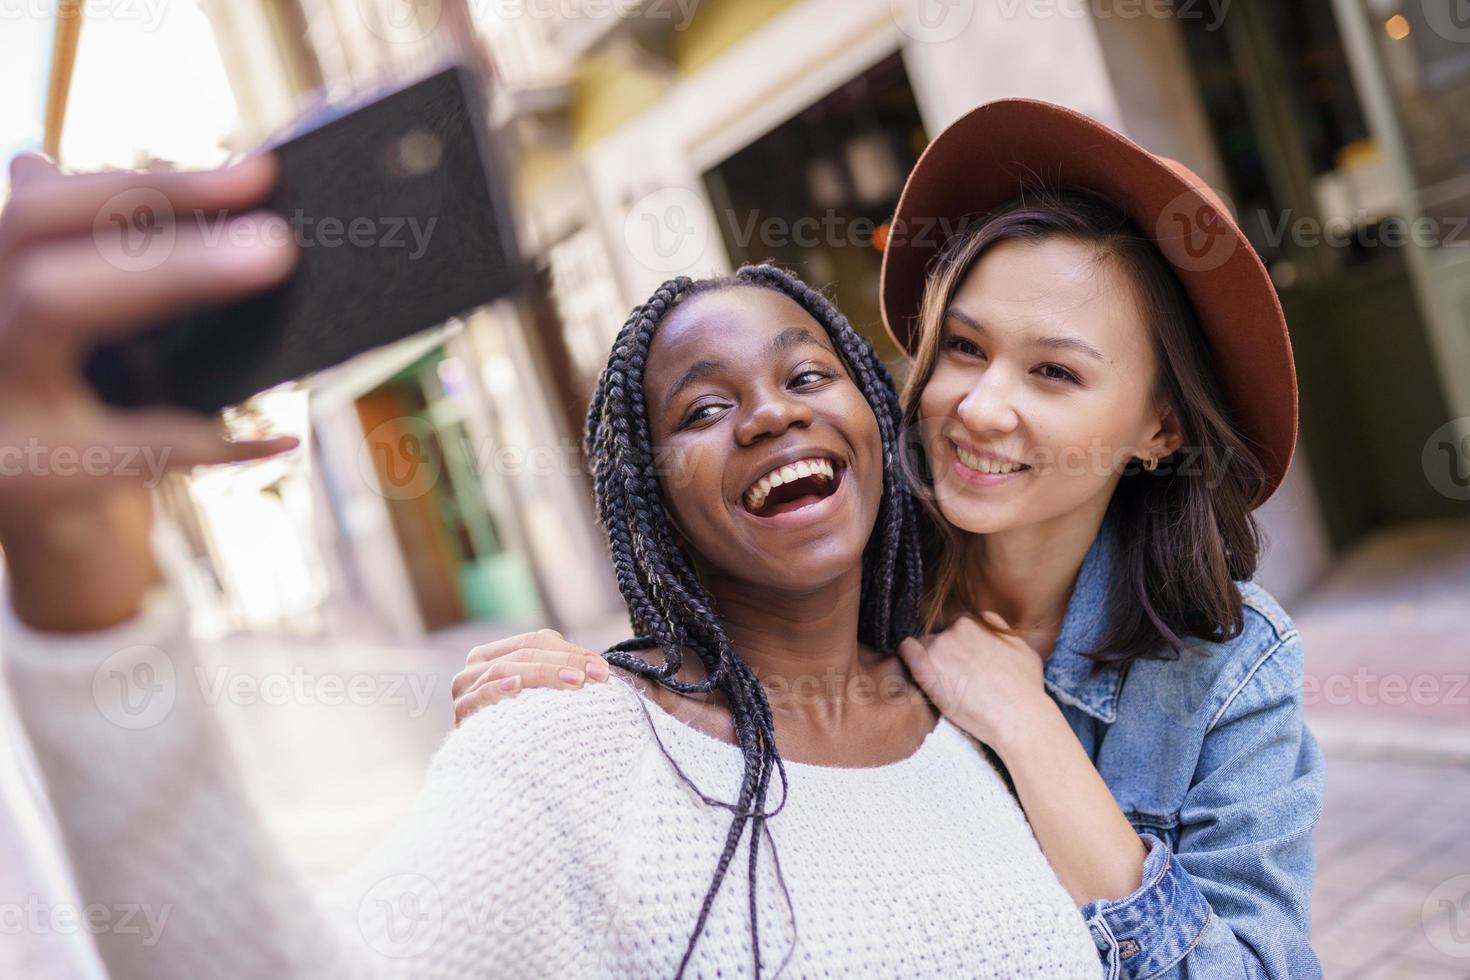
[1293, 518, 1470, 760]
[1313, 752, 1470, 979]
[1294, 517, 1470, 978]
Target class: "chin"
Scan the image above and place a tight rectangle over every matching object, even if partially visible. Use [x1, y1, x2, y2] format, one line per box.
[933, 494, 1023, 536]
[745, 538, 868, 591]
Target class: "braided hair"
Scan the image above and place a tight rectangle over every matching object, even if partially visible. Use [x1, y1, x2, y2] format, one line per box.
[584, 264, 923, 977]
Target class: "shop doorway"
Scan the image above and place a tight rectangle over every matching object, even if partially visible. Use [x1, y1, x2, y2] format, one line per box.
[700, 50, 927, 369]
[1177, 0, 1468, 547]
[356, 349, 542, 632]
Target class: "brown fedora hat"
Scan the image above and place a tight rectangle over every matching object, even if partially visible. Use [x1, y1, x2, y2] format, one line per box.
[879, 98, 1297, 506]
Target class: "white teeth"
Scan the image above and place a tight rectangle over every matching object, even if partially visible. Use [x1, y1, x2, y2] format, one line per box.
[744, 457, 837, 511]
[955, 446, 1024, 475]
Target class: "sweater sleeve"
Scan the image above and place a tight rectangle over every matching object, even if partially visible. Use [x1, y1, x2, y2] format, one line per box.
[1, 588, 647, 980]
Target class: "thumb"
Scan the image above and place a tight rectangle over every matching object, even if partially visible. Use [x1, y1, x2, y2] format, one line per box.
[101, 410, 300, 470]
[897, 636, 930, 672]
[978, 610, 1011, 633]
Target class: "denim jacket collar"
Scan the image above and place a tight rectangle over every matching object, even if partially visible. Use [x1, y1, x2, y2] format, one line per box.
[1043, 518, 1125, 724]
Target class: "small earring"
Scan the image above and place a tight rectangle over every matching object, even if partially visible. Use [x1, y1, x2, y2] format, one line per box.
[1143, 456, 1159, 472]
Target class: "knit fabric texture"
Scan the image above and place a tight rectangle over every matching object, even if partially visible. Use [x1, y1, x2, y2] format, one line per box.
[3, 591, 1098, 979]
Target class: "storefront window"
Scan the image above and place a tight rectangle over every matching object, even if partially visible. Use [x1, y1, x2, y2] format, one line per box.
[1179, 0, 1386, 277]
[701, 51, 926, 366]
[1365, 0, 1470, 229]
[356, 349, 542, 632]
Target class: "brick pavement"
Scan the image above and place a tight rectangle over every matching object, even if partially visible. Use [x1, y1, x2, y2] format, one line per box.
[1314, 753, 1470, 979]
[1295, 517, 1470, 978]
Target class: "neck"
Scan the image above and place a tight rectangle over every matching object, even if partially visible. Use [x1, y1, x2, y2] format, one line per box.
[964, 500, 1110, 657]
[701, 563, 870, 727]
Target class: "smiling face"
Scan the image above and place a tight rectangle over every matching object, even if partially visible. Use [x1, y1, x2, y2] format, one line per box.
[644, 286, 884, 592]
[916, 236, 1183, 537]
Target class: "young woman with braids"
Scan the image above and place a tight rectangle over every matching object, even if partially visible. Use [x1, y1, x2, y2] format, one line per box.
[459, 103, 1325, 980]
[0, 152, 1097, 977]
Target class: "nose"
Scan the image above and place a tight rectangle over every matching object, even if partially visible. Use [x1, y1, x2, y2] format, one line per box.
[955, 368, 1019, 436]
[734, 386, 814, 446]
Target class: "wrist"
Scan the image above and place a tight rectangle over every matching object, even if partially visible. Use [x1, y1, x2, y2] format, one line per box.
[1, 487, 160, 631]
[988, 693, 1068, 761]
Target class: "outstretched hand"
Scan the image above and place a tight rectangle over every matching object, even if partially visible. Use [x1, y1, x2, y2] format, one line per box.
[0, 153, 299, 629]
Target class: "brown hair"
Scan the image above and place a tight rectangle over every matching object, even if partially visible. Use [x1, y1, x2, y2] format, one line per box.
[898, 189, 1267, 666]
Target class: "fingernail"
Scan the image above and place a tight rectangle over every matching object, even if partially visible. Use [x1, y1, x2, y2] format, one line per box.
[499, 676, 519, 693]
[586, 660, 609, 682]
[558, 668, 583, 686]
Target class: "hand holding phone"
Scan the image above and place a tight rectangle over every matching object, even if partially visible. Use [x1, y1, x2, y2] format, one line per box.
[84, 64, 525, 413]
[0, 153, 301, 628]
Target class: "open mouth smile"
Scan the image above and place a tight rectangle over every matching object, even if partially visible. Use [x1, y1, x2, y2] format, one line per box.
[742, 456, 844, 521]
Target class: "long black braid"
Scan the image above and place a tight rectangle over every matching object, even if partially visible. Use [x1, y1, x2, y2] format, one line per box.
[584, 264, 923, 977]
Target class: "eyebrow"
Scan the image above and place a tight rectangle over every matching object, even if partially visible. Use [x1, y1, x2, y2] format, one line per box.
[766, 326, 829, 357]
[665, 359, 725, 406]
[662, 328, 831, 407]
[943, 307, 1106, 362]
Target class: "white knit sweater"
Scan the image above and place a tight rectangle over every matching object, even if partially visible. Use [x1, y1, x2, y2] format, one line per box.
[3, 590, 1100, 979]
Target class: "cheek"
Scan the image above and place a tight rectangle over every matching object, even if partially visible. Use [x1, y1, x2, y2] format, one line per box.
[917, 367, 965, 421]
[654, 441, 735, 545]
[840, 394, 886, 510]
[1028, 391, 1145, 466]
[915, 373, 967, 457]
[655, 443, 709, 496]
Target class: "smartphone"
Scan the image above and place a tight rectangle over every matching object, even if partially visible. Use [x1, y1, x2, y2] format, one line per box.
[84, 64, 525, 413]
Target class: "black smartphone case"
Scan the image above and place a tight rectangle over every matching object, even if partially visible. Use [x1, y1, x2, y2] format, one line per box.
[84, 65, 524, 413]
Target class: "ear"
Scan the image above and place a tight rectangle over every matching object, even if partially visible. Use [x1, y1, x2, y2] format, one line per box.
[1143, 402, 1186, 461]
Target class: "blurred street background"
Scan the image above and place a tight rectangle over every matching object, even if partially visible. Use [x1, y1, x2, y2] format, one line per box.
[1, 1, 1469, 977]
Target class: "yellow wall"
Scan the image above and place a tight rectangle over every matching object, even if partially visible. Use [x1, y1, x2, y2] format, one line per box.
[672, 0, 800, 76]
[570, 50, 670, 151]
[569, 0, 800, 149]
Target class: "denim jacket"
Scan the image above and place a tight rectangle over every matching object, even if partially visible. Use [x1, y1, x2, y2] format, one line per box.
[1046, 520, 1324, 979]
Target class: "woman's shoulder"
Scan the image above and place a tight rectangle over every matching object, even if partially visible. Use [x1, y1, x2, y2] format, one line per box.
[1235, 579, 1299, 646]
[440, 676, 651, 776]
[1119, 580, 1305, 735]
[1167, 579, 1302, 669]
[1214, 579, 1305, 695]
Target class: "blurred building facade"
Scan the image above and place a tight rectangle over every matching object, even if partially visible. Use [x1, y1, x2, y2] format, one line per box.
[113, 0, 1468, 641]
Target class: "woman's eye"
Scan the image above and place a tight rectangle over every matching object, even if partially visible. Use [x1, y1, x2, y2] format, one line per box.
[791, 369, 833, 388]
[680, 403, 725, 428]
[1037, 363, 1080, 384]
[943, 336, 984, 358]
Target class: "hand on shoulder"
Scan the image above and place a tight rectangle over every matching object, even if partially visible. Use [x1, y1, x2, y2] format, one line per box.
[452, 628, 610, 726]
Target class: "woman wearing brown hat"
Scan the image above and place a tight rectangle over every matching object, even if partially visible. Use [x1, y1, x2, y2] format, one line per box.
[460, 101, 1322, 979]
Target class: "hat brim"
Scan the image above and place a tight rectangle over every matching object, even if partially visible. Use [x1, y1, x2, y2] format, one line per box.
[879, 99, 1297, 506]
